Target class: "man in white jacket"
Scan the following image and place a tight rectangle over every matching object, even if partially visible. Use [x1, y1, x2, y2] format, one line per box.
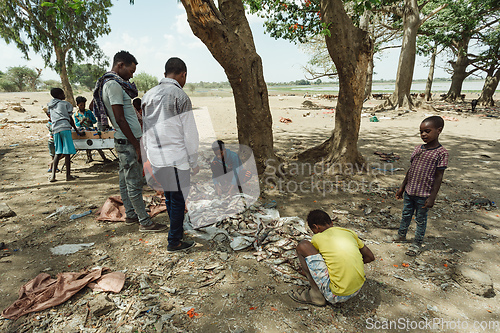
[142, 57, 199, 252]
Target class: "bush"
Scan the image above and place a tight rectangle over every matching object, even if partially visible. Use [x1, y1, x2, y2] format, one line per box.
[68, 63, 107, 90]
[131, 72, 158, 93]
[0, 78, 17, 92]
[41, 79, 63, 90]
[185, 83, 196, 93]
[0, 66, 41, 91]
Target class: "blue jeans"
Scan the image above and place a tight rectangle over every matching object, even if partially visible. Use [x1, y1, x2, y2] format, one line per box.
[398, 192, 429, 245]
[115, 140, 152, 227]
[153, 167, 191, 246]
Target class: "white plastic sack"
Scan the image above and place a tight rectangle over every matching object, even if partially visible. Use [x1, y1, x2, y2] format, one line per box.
[254, 208, 280, 224]
[50, 243, 94, 255]
[230, 236, 255, 251]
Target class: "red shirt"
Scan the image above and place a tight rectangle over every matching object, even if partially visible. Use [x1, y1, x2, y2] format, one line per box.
[405, 144, 448, 197]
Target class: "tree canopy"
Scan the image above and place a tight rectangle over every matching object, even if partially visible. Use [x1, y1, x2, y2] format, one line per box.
[247, 0, 385, 43]
[0, 0, 112, 104]
[131, 72, 159, 93]
[68, 63, 108, 91]
[0, 66, 42, 92]
[419, 0, 500, 70]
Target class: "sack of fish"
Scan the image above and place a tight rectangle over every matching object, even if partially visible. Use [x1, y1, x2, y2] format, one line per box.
[184, 186, 311, 284]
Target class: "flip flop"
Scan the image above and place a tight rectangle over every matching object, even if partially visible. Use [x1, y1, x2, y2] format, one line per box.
[405, 245, 421, 256]
[288, 289, 326, 306]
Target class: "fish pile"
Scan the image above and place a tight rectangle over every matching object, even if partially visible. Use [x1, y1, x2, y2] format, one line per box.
[185, 186, 312, 284]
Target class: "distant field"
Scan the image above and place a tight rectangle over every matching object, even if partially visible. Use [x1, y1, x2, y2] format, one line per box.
[267, 80, 489, 95]
[185, 80, 494, 97]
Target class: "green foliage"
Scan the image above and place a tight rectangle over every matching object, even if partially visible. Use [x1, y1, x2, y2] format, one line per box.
[0, 66, 41, 92]
[69, 63, 107, 90]
[185, 83, 196, 93]
[41, 0, 86, 29]
[196, 81, 231, 89]
[418, 0, 500, 68]
[474, 25, 500, 73]
[41, 79, 63, 90]
[0, 79, 17, 92]
[246, 0, 385, 43]
[131, 72, 159, 93]
[294, 79, 310, 85]
[0, 1, 112, 73]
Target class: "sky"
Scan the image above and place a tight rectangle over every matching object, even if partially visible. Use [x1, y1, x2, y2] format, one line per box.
[0, 0, 451, 84]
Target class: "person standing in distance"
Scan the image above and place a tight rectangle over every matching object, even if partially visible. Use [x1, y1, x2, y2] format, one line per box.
[142, 57, 199, 251]
[94, 50, 166, 232]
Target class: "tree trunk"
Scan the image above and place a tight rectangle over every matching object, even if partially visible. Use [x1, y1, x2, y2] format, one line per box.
[360, 11, 373, 100]
[478, 68, 500, 106]
[446, 38, 470, 101]
[424, 47, 436, 101]
[365, 56, 374, 100]
[180, 0, 276, 175]
[390, 0, 420, 108]
[55, 47, 76, 106]
[297, 0, 371, 169]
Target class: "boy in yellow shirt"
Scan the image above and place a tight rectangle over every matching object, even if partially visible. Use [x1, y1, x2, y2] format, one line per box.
[289, 209, 375, 306]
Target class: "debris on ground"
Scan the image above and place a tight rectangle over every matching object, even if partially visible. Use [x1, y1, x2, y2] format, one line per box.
[279, 117, 292, 124]
[0, 203, 16, 218]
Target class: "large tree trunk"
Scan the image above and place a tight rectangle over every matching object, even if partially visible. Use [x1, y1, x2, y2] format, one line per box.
[297, 0, 371, 169]
[55, 47, 76, 106]
[365, 56, 374, 100]
[446, 38, 470, 101]
[424, 47, 436, 101]
[478, 67, 500, 106]
[180, 0, 276, 175]
[360, 11, 373, 100]
[390, 0, 420, 108]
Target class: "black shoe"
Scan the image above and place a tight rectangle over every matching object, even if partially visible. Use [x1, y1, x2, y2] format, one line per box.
[139, 222, 167, 232]
[125, 217, 140, 225]
[167, 240, 195, 252]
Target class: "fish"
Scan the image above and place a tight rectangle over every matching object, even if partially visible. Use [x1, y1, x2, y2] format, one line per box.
[273, 238, 291, 248]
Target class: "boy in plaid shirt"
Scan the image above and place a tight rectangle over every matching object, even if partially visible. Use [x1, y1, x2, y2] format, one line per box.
[394, 116, 449, 256]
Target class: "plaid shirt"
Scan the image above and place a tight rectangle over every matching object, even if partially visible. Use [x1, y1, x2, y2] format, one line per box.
[405, 144, 448, 197]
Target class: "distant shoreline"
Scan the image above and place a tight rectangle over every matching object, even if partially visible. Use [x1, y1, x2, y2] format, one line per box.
[268, 80, 494, 94]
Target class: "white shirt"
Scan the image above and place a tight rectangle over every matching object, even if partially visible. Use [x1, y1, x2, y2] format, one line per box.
[142, 78, 199, 170]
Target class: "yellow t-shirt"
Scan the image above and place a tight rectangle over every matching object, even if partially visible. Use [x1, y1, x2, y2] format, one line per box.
[311, 227, 366, 296]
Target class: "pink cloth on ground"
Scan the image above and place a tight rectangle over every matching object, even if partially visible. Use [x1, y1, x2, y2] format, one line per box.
[2, 268, 125, 320]
[95, 195, 166, 222]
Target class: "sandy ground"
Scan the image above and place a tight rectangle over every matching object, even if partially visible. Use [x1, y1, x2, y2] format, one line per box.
[0, 90, 499, 332]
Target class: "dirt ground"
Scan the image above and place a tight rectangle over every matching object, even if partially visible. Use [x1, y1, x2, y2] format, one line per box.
[0, 91, 499, 332]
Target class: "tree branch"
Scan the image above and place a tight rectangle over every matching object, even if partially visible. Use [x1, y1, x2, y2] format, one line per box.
[15, 0, 52, 39]
[470, 62, 490, 73]
[377, 4, 403, 17]
[418, 0, 431, 11]
[380, 23, 399, 31]
[472, 17, 500, 34]
[304, 71, 338, 80]
[419, 3, 448, 28]
[379, 44, 401, 51]
[465, 67, 480, 76]
[204, 0, 224, 22]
